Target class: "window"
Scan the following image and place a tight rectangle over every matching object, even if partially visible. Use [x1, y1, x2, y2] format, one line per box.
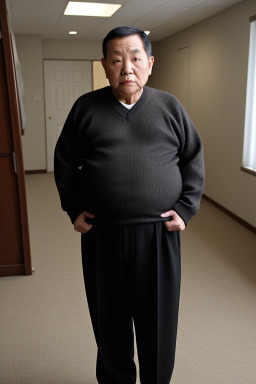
[242, 16, 256, 175]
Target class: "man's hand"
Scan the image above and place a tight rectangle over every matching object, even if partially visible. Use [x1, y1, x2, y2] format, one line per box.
[74, 211, 95, 233]
[160, 210, 186, 232]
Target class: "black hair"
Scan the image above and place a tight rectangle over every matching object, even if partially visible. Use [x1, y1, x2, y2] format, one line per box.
[102, 26, 152, 59]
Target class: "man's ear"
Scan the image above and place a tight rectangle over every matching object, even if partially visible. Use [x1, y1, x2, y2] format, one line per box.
[148, 56, 154, 75]
[101, 57, 106, 71]
[101, 57, 109, 79]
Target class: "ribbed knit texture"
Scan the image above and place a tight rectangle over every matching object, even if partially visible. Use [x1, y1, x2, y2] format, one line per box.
[54, 86, 204, 225]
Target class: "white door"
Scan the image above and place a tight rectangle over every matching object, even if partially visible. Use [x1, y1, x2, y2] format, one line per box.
[44, 60, 92, 172]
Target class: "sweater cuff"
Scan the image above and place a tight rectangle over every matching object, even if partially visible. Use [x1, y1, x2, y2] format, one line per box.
[173, 201, 199, 226]
[67, 205, 84, 224]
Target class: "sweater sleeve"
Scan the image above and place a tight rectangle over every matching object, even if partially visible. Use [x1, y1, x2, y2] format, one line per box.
[54, 99, 84, 223]
[172, 102, 205, 225]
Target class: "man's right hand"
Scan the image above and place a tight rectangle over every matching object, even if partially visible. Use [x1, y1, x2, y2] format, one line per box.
[74, 211, 95, 233]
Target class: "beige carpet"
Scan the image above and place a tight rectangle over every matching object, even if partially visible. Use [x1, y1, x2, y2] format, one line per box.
[0, 173, 256, 384]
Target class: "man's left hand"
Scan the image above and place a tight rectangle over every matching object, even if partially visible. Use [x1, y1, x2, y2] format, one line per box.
[160, 210, 186, 231]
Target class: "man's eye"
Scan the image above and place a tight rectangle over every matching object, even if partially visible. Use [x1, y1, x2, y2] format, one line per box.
[133, 57, 139, 62]
[113, 59, 121, 63]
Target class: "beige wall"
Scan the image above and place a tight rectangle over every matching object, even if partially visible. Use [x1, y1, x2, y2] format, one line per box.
[150, 0, 256, 227]
[16, 36, 102, 171]
[42, 39, 102, 60]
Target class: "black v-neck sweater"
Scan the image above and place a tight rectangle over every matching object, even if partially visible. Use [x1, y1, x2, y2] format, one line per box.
[54, 86, 205, 225]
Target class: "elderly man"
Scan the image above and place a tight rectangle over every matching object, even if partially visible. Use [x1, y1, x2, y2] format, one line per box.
[54, 26, 204, 384]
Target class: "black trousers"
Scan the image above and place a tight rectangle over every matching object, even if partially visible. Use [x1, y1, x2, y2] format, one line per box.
[81, 222, 181, 384]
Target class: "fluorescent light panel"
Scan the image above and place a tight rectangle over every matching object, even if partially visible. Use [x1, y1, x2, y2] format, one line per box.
[64, 2, 122, 17]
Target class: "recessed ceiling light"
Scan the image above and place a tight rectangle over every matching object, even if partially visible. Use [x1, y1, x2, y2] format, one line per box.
[64, 2, 122, 17]
[144, 31, 150, 35]
[69, 31, 78, 35]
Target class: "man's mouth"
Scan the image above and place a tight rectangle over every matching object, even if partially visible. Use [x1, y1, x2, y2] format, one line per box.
[121, 80, 134, 85]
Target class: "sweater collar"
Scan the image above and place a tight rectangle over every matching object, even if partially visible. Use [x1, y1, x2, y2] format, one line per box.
[107, 86, 152, 121]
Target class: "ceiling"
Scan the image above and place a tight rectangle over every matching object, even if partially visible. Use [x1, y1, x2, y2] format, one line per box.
[9, 0, 244, 42]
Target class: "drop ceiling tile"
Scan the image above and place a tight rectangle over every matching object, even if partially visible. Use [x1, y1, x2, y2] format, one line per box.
[10, 0, 66, 13]
[68, 0, 129, 4]
[165, 0, 207, 6]
[202, 0, 242, 6]
[11, 13, 58, 36]
[112, 3, 157, 19]
[128, 0, 167, 5]
[51, 15, 107, 39]
[150, 5, 225, 41]
[84, 16, 139, 40]
[134, 5, 191, 30]
[83, 3, 161, 40]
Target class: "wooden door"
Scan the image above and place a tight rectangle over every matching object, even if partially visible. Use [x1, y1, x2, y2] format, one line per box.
[0, 0, 32, 276]
[44, 60, 92, 172]
[0, 42, 24, 272]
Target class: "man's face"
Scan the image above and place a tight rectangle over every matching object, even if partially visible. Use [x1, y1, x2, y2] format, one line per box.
[101, 34, 154, 104]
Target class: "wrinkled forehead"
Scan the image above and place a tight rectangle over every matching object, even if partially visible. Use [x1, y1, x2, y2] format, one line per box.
[106, 35, 146, 57]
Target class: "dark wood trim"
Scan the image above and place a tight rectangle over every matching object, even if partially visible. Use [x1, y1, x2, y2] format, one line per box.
[0, 0, 32, 275]
[240, 166, 256, 177]
[249, 15, 256, 23]
[25, 169, 47, 175]
[203, 194, 256, 235]
[0, 264, 25, 277]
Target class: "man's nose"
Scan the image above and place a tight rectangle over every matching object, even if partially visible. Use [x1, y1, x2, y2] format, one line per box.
[122, 60, 133, 75]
